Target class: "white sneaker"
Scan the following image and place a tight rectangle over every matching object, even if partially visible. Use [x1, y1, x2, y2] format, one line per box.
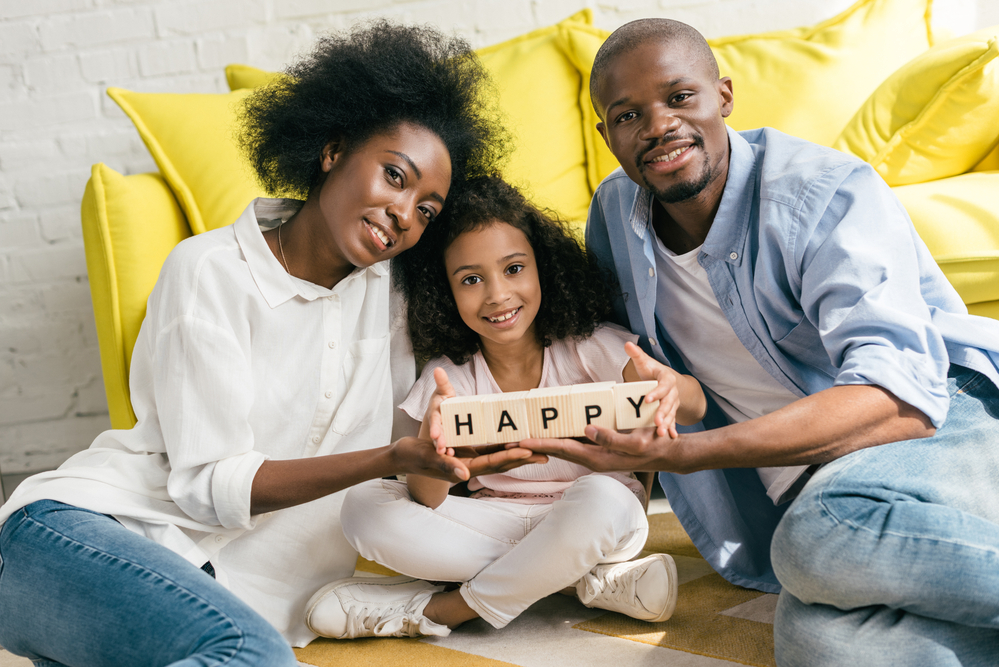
[576, 554, 678, 622]
[305, 575, 451, 639]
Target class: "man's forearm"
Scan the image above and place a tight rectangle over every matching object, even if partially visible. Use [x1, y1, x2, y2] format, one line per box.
[669, 384, 936, 473]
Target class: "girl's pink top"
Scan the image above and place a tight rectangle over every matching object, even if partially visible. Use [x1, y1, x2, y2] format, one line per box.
[400, 323, 645, 503]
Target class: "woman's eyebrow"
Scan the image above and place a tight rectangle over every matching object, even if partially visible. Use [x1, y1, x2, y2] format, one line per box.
[387, 150, 421, 178]
[386, 150, 446, 205]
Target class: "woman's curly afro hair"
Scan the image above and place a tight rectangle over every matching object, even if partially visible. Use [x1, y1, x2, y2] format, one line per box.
[396, 176, 616, 365]
[239, 21, 507, 199]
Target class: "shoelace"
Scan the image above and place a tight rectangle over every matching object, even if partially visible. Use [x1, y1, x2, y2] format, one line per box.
[345, 601, 422, 638]
[588, 563, 646, 608]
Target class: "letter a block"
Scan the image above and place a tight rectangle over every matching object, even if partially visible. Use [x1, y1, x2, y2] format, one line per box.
[482, 391, 530, 443]
[526, 387, 575, 438]
[570, 382, 617, 432]
[440, 396, 488, 447]
[613, 380, 659, 430]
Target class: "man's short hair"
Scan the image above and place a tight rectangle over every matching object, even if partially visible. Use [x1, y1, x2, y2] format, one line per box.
[590, 19, 720, 119]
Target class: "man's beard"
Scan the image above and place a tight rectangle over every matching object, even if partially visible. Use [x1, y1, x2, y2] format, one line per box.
[637, 135, 713, 204]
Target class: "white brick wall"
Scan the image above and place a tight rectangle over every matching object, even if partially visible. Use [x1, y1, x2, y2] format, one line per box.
[0, 0, 989, 480]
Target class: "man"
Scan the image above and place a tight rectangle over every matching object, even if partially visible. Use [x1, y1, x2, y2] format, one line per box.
[524, 18, 999, 665]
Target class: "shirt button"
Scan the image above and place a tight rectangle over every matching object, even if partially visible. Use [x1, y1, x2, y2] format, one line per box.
[649, 338, 657, 346]
[325, 390, 332, 399]
[328, 341, 336, 349]
[648, 268, 655, 277]
[312, 436, 320, 443]
[729, 252, 738, 260]
[333, 294, 339, 301]
[214, 535, 223, 543]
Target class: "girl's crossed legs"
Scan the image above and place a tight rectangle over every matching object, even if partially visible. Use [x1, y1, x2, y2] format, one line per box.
[343, 474, 648, 628]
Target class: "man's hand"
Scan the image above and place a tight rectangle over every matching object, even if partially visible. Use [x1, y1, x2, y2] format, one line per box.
[520, 424, 672, 473]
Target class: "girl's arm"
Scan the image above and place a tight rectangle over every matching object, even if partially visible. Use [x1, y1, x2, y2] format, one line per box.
[622, 342, 707, 438]
[408, 367, 464, 509]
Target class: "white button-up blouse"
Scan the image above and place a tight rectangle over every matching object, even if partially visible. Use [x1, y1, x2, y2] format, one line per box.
[0, 198, 416, 646]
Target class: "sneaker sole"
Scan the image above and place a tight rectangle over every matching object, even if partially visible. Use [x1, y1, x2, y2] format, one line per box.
[304, 574, 420, 635]
[647, 554, 678, 622]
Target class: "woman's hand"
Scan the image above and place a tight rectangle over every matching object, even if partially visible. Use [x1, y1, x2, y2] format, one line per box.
[391, 438, 547, 483]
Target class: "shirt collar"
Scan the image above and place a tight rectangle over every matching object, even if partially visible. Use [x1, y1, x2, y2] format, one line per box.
[633, 126, 757, 266]
[234, 197, 389, 309]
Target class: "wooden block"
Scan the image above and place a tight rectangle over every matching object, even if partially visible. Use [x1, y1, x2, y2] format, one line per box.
[481, 391, 531, 443]
[525, 386, 575, 438]
[440, 395, 489, 447]
[570, 381, 617, 435]
[613, 381, 659, 430]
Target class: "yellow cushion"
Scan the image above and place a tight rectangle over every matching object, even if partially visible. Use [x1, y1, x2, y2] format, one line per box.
[108, 87, 266, 235]
[225, 62, 282, 90]
[893, 171, 999, 307]
[81, 164, 192, 428]
[566, 0, 935, 188]
[224, 12, 594, 226]
[472, 10, 592, 224]
[968, 300, 999, 320]
[834, 27, 999, 186]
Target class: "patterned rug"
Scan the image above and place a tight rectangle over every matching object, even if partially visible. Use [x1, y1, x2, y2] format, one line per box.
[295, 511, 777, 667]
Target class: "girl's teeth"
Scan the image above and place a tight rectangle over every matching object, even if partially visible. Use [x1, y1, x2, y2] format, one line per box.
[488, 308, 519, 322]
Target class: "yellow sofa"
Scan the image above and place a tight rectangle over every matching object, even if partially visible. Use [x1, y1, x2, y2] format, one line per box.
[82, 0, 999, 429]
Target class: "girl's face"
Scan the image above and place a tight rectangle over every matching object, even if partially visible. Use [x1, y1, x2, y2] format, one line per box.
[444, 221, 542, 350]
[317, 122, 451, 270]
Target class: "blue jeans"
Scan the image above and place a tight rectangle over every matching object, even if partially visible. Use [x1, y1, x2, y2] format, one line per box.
[0, 500, 297, 667]
[772, 365, 999, 666]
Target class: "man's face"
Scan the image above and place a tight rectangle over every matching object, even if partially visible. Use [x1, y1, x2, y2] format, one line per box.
[594, 40, 733, 205]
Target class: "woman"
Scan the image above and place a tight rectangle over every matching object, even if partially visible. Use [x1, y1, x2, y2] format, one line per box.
[0, 22, 527, 667]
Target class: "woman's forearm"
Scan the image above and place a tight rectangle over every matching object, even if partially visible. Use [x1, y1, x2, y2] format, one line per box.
[250, 447, 397, 515]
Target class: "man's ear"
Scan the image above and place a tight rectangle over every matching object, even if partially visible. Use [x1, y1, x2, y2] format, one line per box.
[718, 77, 734, 119]
[596, 121, 610, 149]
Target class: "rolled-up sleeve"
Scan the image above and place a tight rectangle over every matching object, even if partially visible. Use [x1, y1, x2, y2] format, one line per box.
[794, 165, 951, 425]
[154, 314, 267, 530]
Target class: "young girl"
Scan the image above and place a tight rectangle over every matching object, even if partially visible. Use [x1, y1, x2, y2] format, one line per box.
[306, 176, 707, 639]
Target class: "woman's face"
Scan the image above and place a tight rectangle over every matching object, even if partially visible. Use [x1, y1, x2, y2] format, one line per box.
[444, 221, 543, 351]
[317, 122, 451, 269]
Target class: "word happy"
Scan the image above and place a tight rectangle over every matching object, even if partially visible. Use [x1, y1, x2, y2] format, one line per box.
[441, 381, 659, 447]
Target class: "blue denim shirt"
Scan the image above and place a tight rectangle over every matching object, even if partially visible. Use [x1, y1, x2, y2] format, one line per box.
[586, 126, 999, 593]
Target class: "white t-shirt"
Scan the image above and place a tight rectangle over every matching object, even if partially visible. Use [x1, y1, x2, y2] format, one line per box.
[400, 323, 645, 502]
[0, 198, 416, 646]
[651, 236, 809, 504]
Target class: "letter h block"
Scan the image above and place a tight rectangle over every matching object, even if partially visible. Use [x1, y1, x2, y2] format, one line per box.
[440, 396, 489, 447]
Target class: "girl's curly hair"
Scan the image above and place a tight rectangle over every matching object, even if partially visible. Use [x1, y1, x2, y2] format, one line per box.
[396, 176, 616, 365]
[239, 21, 507, 198]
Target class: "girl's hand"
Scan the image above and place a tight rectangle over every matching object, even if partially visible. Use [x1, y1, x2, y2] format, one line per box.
[624, 341, 680, 439]
[422, 367, 456, 455]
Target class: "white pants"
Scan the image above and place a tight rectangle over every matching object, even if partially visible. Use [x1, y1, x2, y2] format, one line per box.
[340, 474, 648, 628]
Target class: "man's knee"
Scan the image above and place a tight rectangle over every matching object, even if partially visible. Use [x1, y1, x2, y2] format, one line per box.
[775, 590, 995, 667]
